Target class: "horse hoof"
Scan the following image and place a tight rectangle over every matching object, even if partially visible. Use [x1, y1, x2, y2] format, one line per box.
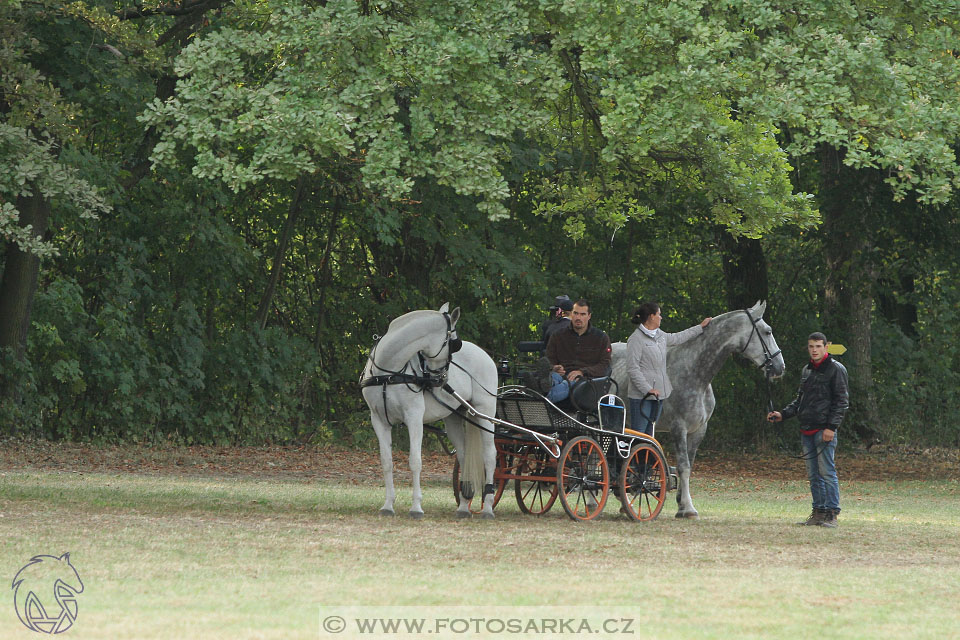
[675, 511, 700, 519]
[480, 512, 495, 520]
[379, 509, 395, 517]
[456, 510, 472, 519]
[409, 511, 424, 520]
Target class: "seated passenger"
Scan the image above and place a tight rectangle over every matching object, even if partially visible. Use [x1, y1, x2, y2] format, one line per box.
[544, 298, 612, 404]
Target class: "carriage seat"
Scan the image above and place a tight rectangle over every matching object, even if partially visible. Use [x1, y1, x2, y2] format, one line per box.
[516, 340, 545, 354]
[567, 375, 614, 414]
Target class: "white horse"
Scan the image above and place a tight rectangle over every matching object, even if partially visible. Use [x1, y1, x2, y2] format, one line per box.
[360, 304, 498, 519]
[611, 301, 785, 518]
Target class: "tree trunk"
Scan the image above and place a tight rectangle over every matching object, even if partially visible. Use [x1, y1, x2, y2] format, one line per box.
[313, 200, 341, 349]
[0, 190, 51, 359]
[614, 221, 636, 333]
[877, 272, 918, 338]
[717, 229, 769, 312]
[818, 144, 880, 444]
[255, 177, 307, 330]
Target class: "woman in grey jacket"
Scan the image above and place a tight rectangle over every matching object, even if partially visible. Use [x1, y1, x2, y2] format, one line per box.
[626, 302, 711, 435]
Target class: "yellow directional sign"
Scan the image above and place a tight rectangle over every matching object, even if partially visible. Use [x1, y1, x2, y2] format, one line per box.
[827, 343, 847, 355]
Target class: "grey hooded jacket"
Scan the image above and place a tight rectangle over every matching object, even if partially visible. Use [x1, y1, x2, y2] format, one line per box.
[626, 324, 703, 400]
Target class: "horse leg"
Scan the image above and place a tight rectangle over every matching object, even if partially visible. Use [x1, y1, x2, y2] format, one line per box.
[672, 425, 705, 519]
[478, 427, 497, 520]
[444, 417, 472, 518]
[406, 418, 425, 519]
[371, 414, 397, 516]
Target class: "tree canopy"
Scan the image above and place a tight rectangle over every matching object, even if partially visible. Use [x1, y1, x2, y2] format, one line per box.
[2, 0, 959, 448]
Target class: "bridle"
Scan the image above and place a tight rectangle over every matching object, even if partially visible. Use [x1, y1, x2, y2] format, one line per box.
[738, 308, 783, 421]
[740, 308, 782, 381]
[360, 311, 462, 391]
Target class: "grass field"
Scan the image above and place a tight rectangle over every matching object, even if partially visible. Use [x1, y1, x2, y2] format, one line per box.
[2, 442, 959, 639]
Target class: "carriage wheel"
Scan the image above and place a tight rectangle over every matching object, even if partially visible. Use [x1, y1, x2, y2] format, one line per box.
[514, 445, 559, 515]
[556, 436, 609, 521]
[618, 443, 668, 521]
[451, 452, 508, 513]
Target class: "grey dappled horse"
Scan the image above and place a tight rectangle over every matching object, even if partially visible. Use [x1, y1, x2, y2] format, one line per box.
[361, 304, 498, 519]
[611, 301, 784, 518]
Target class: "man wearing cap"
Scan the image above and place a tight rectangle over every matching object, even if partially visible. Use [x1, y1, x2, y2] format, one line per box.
[541, 295, 573, 345]
[543, 298, 612, 403]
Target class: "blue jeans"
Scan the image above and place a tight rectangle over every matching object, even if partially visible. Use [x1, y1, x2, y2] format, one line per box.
[630, 397, 662, 436]
[801, 430, 840, 512]
[546, 372, 570, 403]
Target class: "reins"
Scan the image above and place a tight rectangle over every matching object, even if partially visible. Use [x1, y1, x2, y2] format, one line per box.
[746, 311, 832, 461]
[739, 308, 828, 460]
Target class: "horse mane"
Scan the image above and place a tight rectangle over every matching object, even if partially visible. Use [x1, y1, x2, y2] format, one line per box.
[364, 310, 446, 376]
[705, 301, 764, 328]
[385, 309, 437, 333]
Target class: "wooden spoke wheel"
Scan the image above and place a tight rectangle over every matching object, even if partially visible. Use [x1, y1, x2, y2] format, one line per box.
[451, 450, 508, 514]
[618, 442, 668, 521]
[514, 444, 559, 515]
[556, 436, 609, 521]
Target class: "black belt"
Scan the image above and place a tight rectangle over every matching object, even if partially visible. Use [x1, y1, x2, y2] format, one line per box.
[360, 373, 444, 389]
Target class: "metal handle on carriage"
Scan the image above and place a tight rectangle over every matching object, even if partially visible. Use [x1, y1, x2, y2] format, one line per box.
[442, 384, 562, 459]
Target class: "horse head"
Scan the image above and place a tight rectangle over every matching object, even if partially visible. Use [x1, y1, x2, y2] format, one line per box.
[407, 303, 460, 375]
[438, 302, 462, 355]
[740, 301, 785, 379]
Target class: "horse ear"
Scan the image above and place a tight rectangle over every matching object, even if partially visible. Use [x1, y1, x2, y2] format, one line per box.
[754, 300, 766, 317]
[439, 302, 450, 313]
[449, 307, 460, 326]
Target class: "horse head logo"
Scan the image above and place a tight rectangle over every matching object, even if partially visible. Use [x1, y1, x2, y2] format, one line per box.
[12, 553, 84, 634]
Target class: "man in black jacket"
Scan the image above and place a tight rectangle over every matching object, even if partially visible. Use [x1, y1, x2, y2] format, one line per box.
[767, 332, 849, 528]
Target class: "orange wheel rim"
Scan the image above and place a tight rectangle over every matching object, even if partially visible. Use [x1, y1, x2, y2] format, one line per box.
[559, 439, 608, 520]
[621, 446, 666, 520]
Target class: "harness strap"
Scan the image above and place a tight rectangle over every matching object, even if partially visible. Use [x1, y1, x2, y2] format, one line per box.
[359, 372, 444, 389]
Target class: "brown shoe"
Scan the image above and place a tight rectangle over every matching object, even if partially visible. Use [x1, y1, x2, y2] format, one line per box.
[819, 509, 839, 528]
[796, 509, 826, 526]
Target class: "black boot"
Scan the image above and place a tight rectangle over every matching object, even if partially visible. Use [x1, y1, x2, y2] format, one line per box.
[534, 356, 553, 392]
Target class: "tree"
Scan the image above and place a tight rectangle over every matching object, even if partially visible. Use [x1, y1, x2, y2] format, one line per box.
[0, 2, 109, 366]
[734, 2, 960, 440]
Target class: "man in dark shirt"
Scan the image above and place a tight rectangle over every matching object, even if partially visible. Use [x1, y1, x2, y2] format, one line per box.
[544, 299, 612, 403]
[768, 332, 849, 528]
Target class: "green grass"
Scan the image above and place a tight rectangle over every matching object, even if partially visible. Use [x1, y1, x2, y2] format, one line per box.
[2, 470, 959, 639]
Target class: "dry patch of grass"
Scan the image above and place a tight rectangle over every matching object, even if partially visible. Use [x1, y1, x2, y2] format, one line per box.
[2, 462, 959, 639]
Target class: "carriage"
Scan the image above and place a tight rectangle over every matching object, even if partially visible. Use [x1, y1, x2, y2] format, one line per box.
[445, 344, 678, 522]
[361, 302, 782, 521]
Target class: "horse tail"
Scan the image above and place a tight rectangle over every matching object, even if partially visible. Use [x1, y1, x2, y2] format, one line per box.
[461, 420, 485, 499]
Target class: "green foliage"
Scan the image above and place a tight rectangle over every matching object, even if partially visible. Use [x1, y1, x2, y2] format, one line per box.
[0, 124, 108, 257]
[3, 0, 960, 449]
[142, 0, 554, 218]
[731, 0, 960, 204]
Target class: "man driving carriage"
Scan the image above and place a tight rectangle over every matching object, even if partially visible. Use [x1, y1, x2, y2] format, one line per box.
[543, 299, 612, 404]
